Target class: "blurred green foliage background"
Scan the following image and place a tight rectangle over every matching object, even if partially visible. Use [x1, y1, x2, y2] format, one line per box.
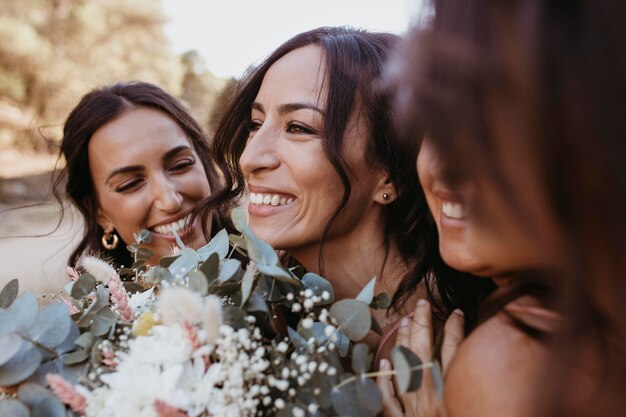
[0, 0, 234, 155]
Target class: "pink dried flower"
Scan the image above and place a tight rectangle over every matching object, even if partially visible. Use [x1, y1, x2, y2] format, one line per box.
[66, 266, 79, 281]
[46, 373, 87, 414]
[154, 399, 187, 417]
[102, 346, 117, 368]
[182, 321, 201, 351]
[108, 274, 134, 322]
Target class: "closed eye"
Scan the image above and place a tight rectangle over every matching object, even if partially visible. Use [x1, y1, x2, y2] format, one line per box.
[169, 158, 195, 173]
[115, 178, 144, 193]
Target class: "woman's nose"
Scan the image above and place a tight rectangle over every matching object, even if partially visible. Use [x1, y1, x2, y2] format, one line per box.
[152, 176, 183, 213]
[239, 124, 280, 177]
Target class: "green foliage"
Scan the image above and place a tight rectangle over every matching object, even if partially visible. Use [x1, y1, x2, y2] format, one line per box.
[391, 345, 424, 394]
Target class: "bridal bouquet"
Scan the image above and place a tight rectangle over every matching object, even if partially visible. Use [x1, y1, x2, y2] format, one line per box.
[0, 210, 436, 417]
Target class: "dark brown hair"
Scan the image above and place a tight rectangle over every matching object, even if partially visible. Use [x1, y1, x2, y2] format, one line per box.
[394, 0, 626, 414]
[56, 81, 229, 267]
[206, 26, 494, 319]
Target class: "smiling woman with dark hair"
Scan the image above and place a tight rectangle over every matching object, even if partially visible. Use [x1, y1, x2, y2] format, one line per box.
[382, 0, 626, 416]
[57, 81, 231, 268]
[206, 26, 494, 358]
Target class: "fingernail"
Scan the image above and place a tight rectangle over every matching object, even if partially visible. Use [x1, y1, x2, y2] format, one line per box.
[453, 308, 464, 317]
[380, 359, 387, 369]
[400, 317, 410, 327]
[417, 298, 428, 307]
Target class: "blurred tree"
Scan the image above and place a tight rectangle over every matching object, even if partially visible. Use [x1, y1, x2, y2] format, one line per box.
[180, 50, 229, 136]
[0, 0, 185, 150]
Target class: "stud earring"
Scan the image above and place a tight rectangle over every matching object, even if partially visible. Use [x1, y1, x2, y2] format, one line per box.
[383, 193, 390, 201]
[102, 231, 119, 250]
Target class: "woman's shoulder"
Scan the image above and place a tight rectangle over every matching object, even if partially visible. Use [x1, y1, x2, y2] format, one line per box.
[444, 306, 553, 417]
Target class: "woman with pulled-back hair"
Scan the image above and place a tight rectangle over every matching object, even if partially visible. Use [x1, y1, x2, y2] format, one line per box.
[207, 26, 494, 359]
[380, 0, 626, 416]
[57, 81, 231, 268]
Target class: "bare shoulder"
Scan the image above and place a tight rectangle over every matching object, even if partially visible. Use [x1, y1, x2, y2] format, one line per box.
[444, 312, 551, 417]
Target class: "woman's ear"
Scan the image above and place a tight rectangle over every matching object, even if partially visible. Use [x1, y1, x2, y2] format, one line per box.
[373, 175, 397, 205]
[96, 209, 114, 233]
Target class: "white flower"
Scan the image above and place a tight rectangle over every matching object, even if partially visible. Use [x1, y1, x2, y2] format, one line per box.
[159, 287, 205, 325]
[80, 256, 116, 284]
[202, 295, 223, 344]
[128, 287, 155, 313]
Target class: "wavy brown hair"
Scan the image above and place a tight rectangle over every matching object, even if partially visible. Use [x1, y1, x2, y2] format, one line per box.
[394, 0, 626, 414]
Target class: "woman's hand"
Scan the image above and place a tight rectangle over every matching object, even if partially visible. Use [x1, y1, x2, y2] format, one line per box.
[376, 299, 465, 417]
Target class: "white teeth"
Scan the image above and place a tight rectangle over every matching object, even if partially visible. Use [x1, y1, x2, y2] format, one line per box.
[442, 201, 465, 219]
[249, 192, 295, 207]
[152, 214, 192, 235]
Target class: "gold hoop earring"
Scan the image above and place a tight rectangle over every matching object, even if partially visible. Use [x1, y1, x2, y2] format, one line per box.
[102, 231, 119, 250]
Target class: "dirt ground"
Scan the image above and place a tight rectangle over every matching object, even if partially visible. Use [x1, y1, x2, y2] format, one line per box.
[0, 149, 81, 300]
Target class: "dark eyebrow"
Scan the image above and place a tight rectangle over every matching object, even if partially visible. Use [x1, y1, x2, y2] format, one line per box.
[105, 145, 192, 184]
[251, 101, 325, 116]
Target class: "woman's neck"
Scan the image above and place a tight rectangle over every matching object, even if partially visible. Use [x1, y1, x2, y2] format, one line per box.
[290, 226, 410, 302]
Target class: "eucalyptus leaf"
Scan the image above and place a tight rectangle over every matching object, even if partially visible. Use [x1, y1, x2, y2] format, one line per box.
[302, 273, 334, 304]
[27, 302, 72, 348]
[356, 276, 376, 305]
[431, 360, 444, 399]
[158, 255, 178, 268]
[287, 326, 308, 350]
[356, 375, 382, 414]
[331, 376, 376, 417]
[62, 348, 90, 365]
[32, 396, 66, 417]
[0, 334, 23, 366]
[228, 233, 248, 250]
[370, 317, 383, 336]
[173, 229, 185, 249]
[256, 264, 299, 284]
[126, 244, 138, 253]
[222, 306, 247, 329]
[135, 247, 153, 261]
[231, 207, 248, 232]
[132, 259, 146, 269]
[199, 252, 220, 284]
[123, 282, 145, 294]
[54, 322, 80, 355]
[240, 263, 256, 306]
[391, 345, 423, 394]
[245, 234, 279, 266]
[207, 282, 241, 297]
[188, 271, 208, 295]
[351, 343, 371, 375]
[73, 331, 95, 350]
[329, 299, 371, 341]
[219, 259, 241, 283]
[370, 293, 391, 310]
[0, 278, 18, 308]
[0, 399, 30, 417]
[0, 344, 42, 385]
[197, 228, 229, 260]
[168, 248, 199, 278]
[6, 291, 38, 333]
[71, 273, 97, 299]
[18, 383, 55, 409]
[133, 229, 152, 244]
[245, 291, 269, 313]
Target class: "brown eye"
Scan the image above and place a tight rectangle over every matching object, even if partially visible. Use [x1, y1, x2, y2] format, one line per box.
[169, 158, 195, 172]
[115, 178, 143, 193]
[286, 122, 317, 135]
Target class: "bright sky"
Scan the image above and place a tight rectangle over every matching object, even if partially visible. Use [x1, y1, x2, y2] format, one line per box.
[163, 0, 423, 79]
